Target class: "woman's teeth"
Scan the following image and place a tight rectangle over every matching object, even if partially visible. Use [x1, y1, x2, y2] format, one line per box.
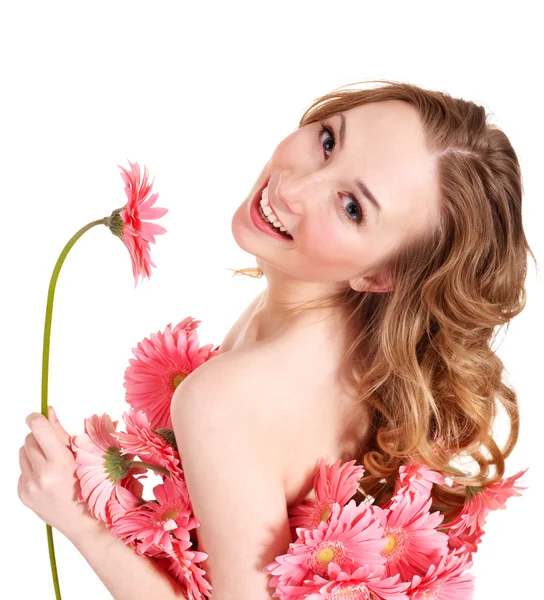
[259, 186, 292, 238]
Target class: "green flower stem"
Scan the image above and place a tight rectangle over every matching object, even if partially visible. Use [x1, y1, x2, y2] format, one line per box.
[46, 525, 61, 599]
[129, 460, 171, 478]
[41, 218, 108, 415]
[40, 217, 108, 600]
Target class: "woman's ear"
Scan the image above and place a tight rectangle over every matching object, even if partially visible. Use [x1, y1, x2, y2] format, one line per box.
[350, 270, 394, 293]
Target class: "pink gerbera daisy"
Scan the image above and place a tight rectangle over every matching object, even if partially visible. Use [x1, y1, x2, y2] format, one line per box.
[370, 491, 449, 582]
[409, 547, 474, 599]
[392, 461, 453, 502]
[289, 459, 365, 531]
[112, 408, 182, 476]
[446, 522, 485, 554]
[70, 413, 145, 523]
[106, 475, 145, 525]
[110, 475, 198, 556]
[156, 541, 212, 600]
[123, 320, 220, 430]
[442, 468, 527, 554]
[106, 160, 168, 287]
[264, 499, 387, 593]
[300, 564, 410, 600]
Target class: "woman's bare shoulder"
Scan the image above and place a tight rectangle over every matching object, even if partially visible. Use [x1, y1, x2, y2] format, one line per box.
[172, 341, 307, 487]
[177, 340, 303, 413]
[178, 329, 361, 446]
[185, 335, 328, 408]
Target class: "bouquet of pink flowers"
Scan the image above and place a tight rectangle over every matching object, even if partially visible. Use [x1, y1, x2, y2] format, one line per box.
[68, 323, 527, 600]
[35, 160, 527, 600]
[69, 317, 220, 599]
[264, 459, 526, 599]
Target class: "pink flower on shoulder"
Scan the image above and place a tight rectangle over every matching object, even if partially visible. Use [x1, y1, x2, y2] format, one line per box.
[70, 413, 143, 523]
[409, 547, 475, 599]
[264, 499, 387, 594]
[123, 320, 220, 430]
[289, 459, 365, 531]
[108, 160, 168, 287]
[370, 491, 449, 582]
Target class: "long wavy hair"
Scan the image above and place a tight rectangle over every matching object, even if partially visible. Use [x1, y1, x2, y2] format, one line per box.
[230, 79, 538, 522]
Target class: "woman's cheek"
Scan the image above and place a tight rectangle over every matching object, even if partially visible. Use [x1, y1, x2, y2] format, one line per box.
[302, 220, 346, 263]
[270, 130, 304, 166]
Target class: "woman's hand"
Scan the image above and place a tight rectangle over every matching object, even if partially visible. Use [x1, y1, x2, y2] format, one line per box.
[17, 406, 90, 539]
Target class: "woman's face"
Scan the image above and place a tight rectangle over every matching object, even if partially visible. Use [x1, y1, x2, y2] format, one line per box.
[231, 100, 440, 292]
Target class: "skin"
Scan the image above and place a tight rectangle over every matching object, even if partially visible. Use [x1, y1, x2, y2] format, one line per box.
[18, 407, 88, 539]
[231, 99, 441, 344]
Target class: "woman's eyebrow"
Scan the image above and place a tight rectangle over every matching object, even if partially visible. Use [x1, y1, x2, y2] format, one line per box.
[338, 112, 382, 217]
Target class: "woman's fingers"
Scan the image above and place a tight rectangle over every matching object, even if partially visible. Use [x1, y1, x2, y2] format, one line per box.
[25, 412, 71, 462]
[19, 444, 33, 475]
[47, 406, 72, 447]
[24, 432, 46, 469]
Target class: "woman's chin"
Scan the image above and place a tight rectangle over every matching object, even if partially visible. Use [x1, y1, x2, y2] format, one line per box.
[230, 207, 253, 252]
[231, 204, 266, 253]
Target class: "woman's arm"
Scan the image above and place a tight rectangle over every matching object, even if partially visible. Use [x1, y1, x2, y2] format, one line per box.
[170, 349, 294, 599]
[18, 410, 187, 600]
[64, 511, 187, 600]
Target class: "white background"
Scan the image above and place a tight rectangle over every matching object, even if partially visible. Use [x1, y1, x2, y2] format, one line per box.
[1, 1, 542, 598]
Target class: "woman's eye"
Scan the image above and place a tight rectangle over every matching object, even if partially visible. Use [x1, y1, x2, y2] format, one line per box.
[319, 123, 335, 158]
[317, 121, 365, 226]
[342, 194, 363, 224]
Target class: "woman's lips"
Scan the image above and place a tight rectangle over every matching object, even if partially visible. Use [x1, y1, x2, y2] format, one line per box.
[251, 176, 270, 207]
[249, 176, 292, 241]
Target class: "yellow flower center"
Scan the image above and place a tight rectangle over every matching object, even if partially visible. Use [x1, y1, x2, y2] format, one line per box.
[317, 546, 335, 562]
[384, 535, 396, 552]
[308, 541, 347, 578]
[163, 508, 178, 521]
[320, 507, 331, 521]
[381, 527, 408, 560]
[154, 502, 182, 532]
[325, 583, 371, 599]
[172, 373, 186, 388]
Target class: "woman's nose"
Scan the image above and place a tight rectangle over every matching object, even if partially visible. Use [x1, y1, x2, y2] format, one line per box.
[276, 174, 324, 217]
[275, 185, 298, 216]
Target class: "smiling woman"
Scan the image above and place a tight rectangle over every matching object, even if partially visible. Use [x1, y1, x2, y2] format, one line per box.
[225, 79, 536, 593]
[232, 79, 536, 503]
[16, 78, 536, 600]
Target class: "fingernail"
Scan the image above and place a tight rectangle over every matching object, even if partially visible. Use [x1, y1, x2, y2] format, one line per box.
[49, 406, 57, 421]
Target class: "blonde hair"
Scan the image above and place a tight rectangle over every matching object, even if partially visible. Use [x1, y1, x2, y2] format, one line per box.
[230, 79, 538, 521]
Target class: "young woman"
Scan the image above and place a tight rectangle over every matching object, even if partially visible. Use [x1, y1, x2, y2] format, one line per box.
[18, 80, 536, 599]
